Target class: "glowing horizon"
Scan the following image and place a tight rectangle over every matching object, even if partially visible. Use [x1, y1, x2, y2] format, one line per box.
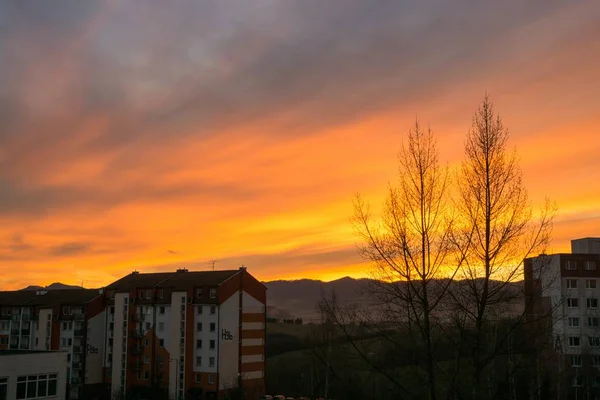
[0, 1, 599, 290]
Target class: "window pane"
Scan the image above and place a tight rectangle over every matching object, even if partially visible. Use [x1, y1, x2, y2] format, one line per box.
[48, 378, 57, 396]
[27, 381, 36, 398]
[16, 382, 26, 399]
[37, 380, 47, 397]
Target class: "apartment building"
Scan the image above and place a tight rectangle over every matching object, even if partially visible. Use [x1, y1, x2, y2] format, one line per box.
[0, 349, 68, 400]
[0, 289, 106, 399]
[525, 237, 600, 399]
[103, 267, 266, 400]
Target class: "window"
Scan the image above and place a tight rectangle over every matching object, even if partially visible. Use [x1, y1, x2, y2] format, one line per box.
[210, 340, 215, 349]
[197, 306, 203, 315]
[145, 322, 151, 330]
[196, 356, 202, 366]
[569, 336, 581, 347]
[587, 280, 597, 289]
[62, 306, 69, 315]
[67, 354, 71, 362]
[196, 322, 202, 332]
[589, 317, 599, 327]
[590, 337, 600, 347]
[196, 288, 203, 298]
[209, 288, 217, 298]
[567, 279, 578, 289]
[159, 339, 164, 347]
[209, 357, 215, 367]
[144, 338, 149, 347]
[62, 322, 68, 330]
[158, 322, 165, 332]
[587, 261, 598, 271]
[0, 337, 8, 345]
[196, 339, 202, 349]
[573, 375, 584, 387]
[158, 289, 164, 300]
[157, 355, 164, 364]
[61, 338, 67, 347]
[146, 290, 152, 299]
[568, 317, 580, 328]
[144, 355, 149, 364]
[588, 298, 598, 308]
[16, 373, 57, 399]
[567, 298, 579, 308]
[35, 337, 39, 346]
[210, 305, 216, 315]
[571, 355, 582, 367]
[109, 291, 115, 300]
[144, 371, 150, 380]
[0, 377, 6, 400]
[566, 260, 577, 270]
[159, 306, 165, 315]
[593, 355, 600, 367]
[210, 323, 216, 332]
[196, 373, 202, 383]
[209, 374, 215, 384]
[139, 290, 144, 299]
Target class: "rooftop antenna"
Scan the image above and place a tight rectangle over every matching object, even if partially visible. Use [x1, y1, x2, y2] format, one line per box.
[210, 260, 216, 271]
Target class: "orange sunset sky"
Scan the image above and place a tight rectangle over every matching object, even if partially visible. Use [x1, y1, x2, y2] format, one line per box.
[0, 1, 599, 290]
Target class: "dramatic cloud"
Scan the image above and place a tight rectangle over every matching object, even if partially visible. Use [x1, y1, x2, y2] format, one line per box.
[0, 0, 599, 289]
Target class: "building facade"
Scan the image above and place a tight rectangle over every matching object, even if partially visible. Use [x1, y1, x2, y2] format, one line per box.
[0, 349, 68, 400]
[104, 267, 267, 400]
[525, 237, 600, 399]
[0, 266, 266, 400]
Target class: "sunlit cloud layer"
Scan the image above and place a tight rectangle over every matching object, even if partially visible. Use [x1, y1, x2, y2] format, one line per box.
[0, 1, 599, 289]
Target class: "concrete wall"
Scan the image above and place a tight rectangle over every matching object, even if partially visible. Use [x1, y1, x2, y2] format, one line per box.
[218, 294, 238, 390]
[86, 310, 106, 384]
[0, 351, 68, 400]
[169, 292, 186, 400]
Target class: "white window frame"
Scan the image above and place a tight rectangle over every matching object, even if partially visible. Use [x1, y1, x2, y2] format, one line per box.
[196, 356, 201, 366]
[569, 336, 581, 347]
[209, 288, 217, 299]
[568, 317, 580, 328]
[566, 260, 577, 270]
[209, 357, 215, 367]
[587, 260, 598, 270]
[588, 298, 599, 309]
[567, 279, 578, 289]
[587, 280, 597, 289]
[567, 298, 579, 308]
[571, 355, 582, 367]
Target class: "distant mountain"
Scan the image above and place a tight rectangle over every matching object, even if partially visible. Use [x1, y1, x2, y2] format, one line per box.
[21, 282, 83, 291]
[264, 277, 524, 322]
[264, 277, 373, 321]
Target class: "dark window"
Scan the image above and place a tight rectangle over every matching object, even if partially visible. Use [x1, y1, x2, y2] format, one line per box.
[210, 323, 216, 332]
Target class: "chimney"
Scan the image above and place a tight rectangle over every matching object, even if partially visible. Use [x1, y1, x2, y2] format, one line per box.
[176, 268, 188, 273]
[239, 265, 246, 271]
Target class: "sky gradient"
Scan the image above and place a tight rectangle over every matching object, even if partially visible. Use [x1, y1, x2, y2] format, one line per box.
[1, 1, 599, 289]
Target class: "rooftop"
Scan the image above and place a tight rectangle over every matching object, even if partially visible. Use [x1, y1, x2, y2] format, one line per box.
[0, 288, 101, 307]
[106, 269, 241, 291]
[0, 350, 64, 356]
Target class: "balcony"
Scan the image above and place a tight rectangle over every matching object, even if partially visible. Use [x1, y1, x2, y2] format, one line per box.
[73, 346, 83, 353]
[73, 329, 85, 337]
[73, 313, 85, 320]
[10, 327, 19, 335]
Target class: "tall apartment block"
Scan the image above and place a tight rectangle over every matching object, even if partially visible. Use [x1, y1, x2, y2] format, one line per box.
[525, 237, 600, 399]
[0, 266, 266, 400]
[0, 289, 106, 399]
[107, 267, 266, 400]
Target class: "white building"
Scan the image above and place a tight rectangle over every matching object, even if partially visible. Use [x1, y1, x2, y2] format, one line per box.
[0, 350, 67, 400]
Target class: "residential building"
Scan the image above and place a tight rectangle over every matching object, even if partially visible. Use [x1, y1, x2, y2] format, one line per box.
[104, 267, 266, 400]
[0, 349, 68, 400]
[525, 237, 600, 399]
[0, 289, 106, 399]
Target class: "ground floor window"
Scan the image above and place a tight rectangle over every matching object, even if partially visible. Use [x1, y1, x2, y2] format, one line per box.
[0, 377, 8, 400]
[16, 374, 57, 399]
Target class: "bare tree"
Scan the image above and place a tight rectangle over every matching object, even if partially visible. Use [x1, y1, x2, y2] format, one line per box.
[451, 95, 555, 399]
[335, 120, 457, 400]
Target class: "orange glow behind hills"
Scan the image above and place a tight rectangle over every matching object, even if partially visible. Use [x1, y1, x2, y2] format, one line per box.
[0, 2, 599, 290]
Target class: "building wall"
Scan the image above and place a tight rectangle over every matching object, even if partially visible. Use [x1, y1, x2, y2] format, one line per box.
[36, 309, 53, 351]
[169, 291, 186, 400]
[111, 292, 128, 399]
[218, 294, 239, 390]
[86, 310, 106, 384]
[0, 351, 68, 400]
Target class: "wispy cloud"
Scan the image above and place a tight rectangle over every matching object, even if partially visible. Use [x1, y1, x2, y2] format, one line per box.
[0, 1, 599, 289]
